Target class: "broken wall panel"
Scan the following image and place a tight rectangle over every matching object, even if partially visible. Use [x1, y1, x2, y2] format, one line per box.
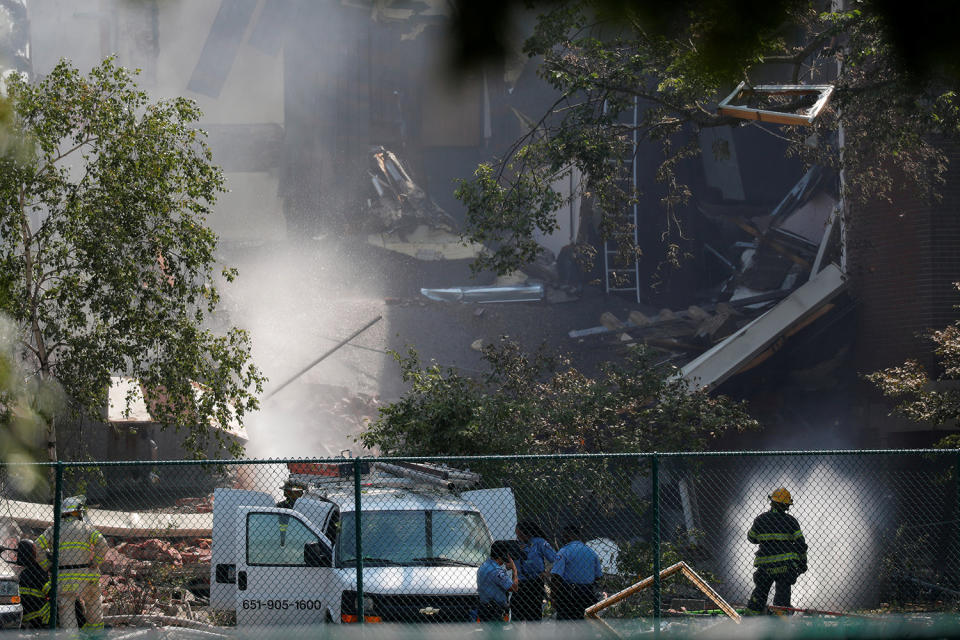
[776, 191, 837, 246]
[247, 0, 295, 55]
[682, 263, 846, 391]
[187, 0, 258, 98]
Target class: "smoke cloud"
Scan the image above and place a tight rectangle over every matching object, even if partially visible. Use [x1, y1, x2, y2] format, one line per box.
[720, 459, 882, 610]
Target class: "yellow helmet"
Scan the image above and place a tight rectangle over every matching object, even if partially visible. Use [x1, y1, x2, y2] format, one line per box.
[60, 495, 86, 517]
[770, 488, 793, 506]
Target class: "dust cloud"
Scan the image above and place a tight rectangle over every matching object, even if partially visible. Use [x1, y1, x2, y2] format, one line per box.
[218, 244, 388, 459]
[26, 0, 401, 458]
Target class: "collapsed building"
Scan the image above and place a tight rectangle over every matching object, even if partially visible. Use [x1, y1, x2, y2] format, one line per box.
[19, 0, 960, 457]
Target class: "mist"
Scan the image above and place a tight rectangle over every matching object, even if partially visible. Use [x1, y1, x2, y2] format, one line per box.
[218, 242, 388, 459]
[23, 0, 495, 458]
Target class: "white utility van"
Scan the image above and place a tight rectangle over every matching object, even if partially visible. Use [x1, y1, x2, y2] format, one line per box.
[210, 461, 516, 625]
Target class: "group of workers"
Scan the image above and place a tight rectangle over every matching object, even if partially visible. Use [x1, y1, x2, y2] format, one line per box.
[476, 485, 808, 623]
[477, 522, 603, 622]
[13, 495, 108, 634]
[5, 481, 801, 633]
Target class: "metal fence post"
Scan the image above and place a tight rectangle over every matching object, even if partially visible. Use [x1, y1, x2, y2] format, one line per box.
[49, 461, 63, 630]
[354, 457, 364, 624]
[955, 453, 960, 578]
[652, 452, 660, 633]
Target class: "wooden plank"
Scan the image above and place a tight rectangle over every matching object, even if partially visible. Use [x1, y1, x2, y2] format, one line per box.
[585, 562, 685, 616]
[587, 614, 624, 638]
[731, 217, 811, 268]
[600, 312, 626, 331]
[696, 311, 739, 343]
[644, 338, 703, 353]
[656, 309, 680, 323]
[627, 311, 652, 328]
[680, 564, 741, 623]
[686, 306, 711, 323]
[585, 561, 741, 624]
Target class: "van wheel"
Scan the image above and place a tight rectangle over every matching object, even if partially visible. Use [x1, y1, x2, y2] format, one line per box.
[325, 611, 334, 624]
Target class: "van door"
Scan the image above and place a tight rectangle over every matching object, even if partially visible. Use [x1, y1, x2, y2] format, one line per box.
[210, 488, 275, 611]
[235, 506, 334, 626]
[463, 488, 517, 540]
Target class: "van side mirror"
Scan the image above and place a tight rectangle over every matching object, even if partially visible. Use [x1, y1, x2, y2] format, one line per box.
[304, 542, 332, 567]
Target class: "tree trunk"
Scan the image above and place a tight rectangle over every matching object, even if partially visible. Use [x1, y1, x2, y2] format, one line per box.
[45, 414, 57, 503]
[46, 413, 57, 463]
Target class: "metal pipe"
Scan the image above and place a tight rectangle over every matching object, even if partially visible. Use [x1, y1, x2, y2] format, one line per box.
[652, 453, 660, 635]
[354, 458, 364, 624]
[29, 447, 960, 469]
[265, 315, 382, 400]
[49, 462, 63, 630]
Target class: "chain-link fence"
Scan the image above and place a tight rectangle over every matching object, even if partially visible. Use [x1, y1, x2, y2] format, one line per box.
[0, 450, 959, 631]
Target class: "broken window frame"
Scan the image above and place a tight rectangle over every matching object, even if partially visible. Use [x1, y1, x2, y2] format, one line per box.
[717, 82, 834, 126]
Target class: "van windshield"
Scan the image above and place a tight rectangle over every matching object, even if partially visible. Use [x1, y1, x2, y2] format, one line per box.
[338, 510, 491, 567]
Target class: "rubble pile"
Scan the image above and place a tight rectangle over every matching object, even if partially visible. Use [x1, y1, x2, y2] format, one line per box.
[100, 537, 212, 619]
[569, 165, 848, 386]
[174, 496, 213, 513]
[296, 383, 380, 434]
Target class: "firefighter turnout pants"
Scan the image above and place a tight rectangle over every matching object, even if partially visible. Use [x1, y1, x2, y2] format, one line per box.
[746, 565, 795, 614]
[58, 580, 103, 633]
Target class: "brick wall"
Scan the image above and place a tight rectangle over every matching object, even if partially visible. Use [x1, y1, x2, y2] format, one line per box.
[850, 141, 960, 374]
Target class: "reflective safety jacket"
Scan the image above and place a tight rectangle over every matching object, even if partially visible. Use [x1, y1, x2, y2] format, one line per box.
[19, 571, 50, 628]
[747, 508, 807, 570]
[36, 519, 109, 591]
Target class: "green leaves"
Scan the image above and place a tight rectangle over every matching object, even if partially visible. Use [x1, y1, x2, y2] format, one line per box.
[457, 1, 960, 279]
[0, 58, 264, 461]
[360, 340, 758, 456]
[867, 284, 960, 437]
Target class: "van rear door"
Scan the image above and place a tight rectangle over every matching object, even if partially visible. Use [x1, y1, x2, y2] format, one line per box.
[211, 488, 275, 611]
[235, 506, 334, 626]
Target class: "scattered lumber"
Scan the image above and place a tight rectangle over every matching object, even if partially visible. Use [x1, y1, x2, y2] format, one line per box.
[584, 560, 741, 623]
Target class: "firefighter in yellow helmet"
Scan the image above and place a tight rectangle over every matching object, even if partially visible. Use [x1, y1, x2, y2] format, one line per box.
[745, 488, 807, 614]
[36, 496, 109, 634]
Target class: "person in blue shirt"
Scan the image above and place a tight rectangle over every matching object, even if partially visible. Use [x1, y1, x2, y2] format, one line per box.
[476, 540, 519, 622]
[513, 520, 557, 621]
[550, 525, 602, 620]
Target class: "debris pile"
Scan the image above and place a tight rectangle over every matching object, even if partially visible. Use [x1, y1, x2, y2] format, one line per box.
[100, 537, 212, 619]
[570, 165, 849, 389]
[363, 146, 457, 235]
[174, 496, 214, 513]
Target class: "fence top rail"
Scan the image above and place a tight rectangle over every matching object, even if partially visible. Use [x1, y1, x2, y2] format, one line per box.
[5, 448, 960, 468]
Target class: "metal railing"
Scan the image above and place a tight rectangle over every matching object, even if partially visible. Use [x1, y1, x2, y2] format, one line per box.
[1, 449, 958, 630]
